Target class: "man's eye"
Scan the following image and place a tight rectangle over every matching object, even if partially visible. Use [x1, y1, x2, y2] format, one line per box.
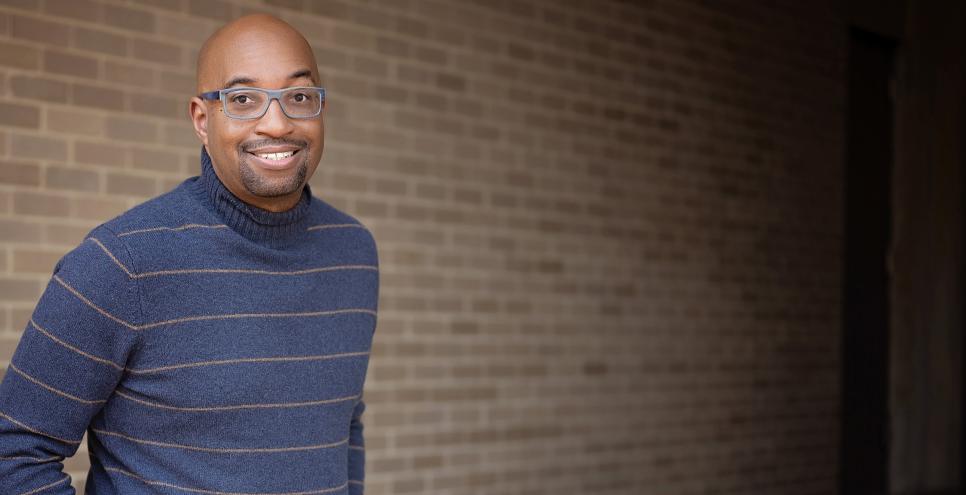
[232, 94, 253, 104]
[292, 93, 308, 103]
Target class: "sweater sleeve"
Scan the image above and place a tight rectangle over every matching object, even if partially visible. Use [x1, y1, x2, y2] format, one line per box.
[0, 226, 141, 494]
[347, 397, 366, 494]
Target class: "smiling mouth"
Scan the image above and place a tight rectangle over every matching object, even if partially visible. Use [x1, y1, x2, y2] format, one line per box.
[249, 149, 299, 161]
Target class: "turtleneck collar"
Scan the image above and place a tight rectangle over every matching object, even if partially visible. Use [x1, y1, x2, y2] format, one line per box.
[191, 146, 312, 245]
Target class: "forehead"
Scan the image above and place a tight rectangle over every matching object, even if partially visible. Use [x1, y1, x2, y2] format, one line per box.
[202, 28, 318, 89]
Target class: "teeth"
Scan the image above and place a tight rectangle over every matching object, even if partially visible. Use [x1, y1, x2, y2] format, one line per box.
[257, 151, 294, 161]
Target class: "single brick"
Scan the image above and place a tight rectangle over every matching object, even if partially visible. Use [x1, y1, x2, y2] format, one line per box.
[74, 140, 126, 167]
[133, 38, 181, 66]
[0, 102, 40, 128]
[0, 160, 40, 186]
[43, 0, 102, 22]
[372, 84, 408, 104]
[131, 148, 180, 172]
[44, 222, 91, 247]
[0, 218, 42, 242]
[0, 277, 40, 302]
[159, 71, 195, 95]
[11, 134, 66, 161]
[103, 6, 155, 32]
[71, 196, 129, 220]
[264, 0, 304, 10]
[45, 165, 101, 193]
[1, 0, 39, 11]
[47, 108, 104, 136]
[188, 0, 233, 21]
[0, 40, 40, 70]
[376, 36, 409, 58]
[10, 75, 69, 103]
[73, 27, 128, 57]
[105, 116, 158, 143]
[395, 17, 429, 38]
[106, 171, 156, 197]
[128, 93, 181, 119]
[11, 248, 63, 274]
[307, 0, 349, 19]
[72, 83, 125, 111]
[331, 26, 373, 50]
[44, 50, 99, 79]
[129, 0, 184, 12]
[162, 123, 197, 147]
[435, 72, 466, 92]
[157, 15, 215, 44]
[10, 14, 69, 47]
[105, 60, 157, 88]
[13, 190, 70, 217]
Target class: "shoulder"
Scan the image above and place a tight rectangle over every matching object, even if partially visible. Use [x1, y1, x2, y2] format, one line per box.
[58, 180, 198, 278]
[306, 194, 379, 266]
[98, 181, 197, 238]
[308, 195, 378, 244]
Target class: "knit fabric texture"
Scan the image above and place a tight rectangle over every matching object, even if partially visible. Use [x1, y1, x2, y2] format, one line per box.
[0, 147, 379, 494]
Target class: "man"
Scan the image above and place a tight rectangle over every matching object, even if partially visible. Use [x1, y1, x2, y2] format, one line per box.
[0, 14, 378, 494]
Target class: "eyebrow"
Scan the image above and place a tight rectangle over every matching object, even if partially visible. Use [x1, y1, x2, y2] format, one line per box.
[223, 69, 316, 88]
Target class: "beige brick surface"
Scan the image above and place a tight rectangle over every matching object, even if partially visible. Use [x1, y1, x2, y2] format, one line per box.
[0, 1, 845, 494]
[0, 101, 40, 128]
[10, 75, 69, 103]
[73, 26, 129, 57]
[43, 49, 100, 79]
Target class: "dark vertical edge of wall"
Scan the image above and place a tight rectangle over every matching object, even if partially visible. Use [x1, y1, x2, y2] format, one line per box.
[842, 26, 895, 495]
[889, 0, 966, 493]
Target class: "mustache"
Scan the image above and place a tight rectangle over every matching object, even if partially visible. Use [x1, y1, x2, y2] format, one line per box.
[240, 138, 308, 152]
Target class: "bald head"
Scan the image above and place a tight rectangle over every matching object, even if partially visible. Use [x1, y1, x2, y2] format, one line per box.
[188, 13, 326, 213]
[196, 14, 319, 93]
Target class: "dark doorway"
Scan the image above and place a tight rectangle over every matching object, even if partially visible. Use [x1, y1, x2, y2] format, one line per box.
[842, 28, 896, 494]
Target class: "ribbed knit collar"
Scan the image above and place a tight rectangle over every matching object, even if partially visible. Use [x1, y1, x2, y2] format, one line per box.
[193, 146, 312, 245]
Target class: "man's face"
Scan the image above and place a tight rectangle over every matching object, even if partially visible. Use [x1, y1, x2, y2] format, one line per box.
[190, 22, 323, 212]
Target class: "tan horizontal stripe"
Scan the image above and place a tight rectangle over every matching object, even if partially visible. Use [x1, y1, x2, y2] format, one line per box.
[348, 445, 364, 452]
[89, 236, 376, 279]
[0, 453, 62, 463]
[119, 222, 363, 236]
[93, 428, 349, 453]
[30, 319, 125, 371]
[0, 411, 81, 445]
[126, 351, 370, 375]
[53, 275, 138, 330]
[18, 474, 70, 495]
[88, 237, 134, 277]
[114, 390, 360, 412]
[134, 264, 376, 279]
[53, 276, 374, 330]
[306, 223, 366, 231]
[117, 224, 230, 237]
[9, 363, 106, 405]
[106, 467, 348, 495]
[348, 480, 364, 486]
[138, 309, 376, 331]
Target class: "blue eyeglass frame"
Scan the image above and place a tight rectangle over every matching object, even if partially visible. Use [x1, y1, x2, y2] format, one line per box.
[197, 86, 326, 120]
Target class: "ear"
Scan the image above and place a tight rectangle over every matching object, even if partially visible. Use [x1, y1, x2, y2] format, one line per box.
[189, 96, 209, 146]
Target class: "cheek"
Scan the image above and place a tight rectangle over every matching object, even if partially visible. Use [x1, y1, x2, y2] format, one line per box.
[215, 119, 251, 150]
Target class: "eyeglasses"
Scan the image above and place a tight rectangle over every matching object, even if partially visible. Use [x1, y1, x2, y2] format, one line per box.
[198, 86, 326, 120]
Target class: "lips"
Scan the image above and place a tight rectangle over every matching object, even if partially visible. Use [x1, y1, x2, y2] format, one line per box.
[246, 148, 301, 170]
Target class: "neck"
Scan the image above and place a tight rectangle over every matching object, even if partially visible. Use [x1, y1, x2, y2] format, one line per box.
[239, 188, 304, 213]
[192, 146, 312, 246]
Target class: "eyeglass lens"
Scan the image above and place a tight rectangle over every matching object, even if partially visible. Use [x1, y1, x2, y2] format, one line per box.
[225, 88, 322, 118]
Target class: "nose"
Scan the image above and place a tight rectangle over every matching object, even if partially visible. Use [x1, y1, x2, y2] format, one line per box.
[253, 98, 295, 137]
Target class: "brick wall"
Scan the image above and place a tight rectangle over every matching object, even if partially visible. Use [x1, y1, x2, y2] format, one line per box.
[0, 0, 845, 493]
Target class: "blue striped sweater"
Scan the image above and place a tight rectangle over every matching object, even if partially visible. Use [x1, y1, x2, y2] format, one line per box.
[0, 148, 379, 494]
